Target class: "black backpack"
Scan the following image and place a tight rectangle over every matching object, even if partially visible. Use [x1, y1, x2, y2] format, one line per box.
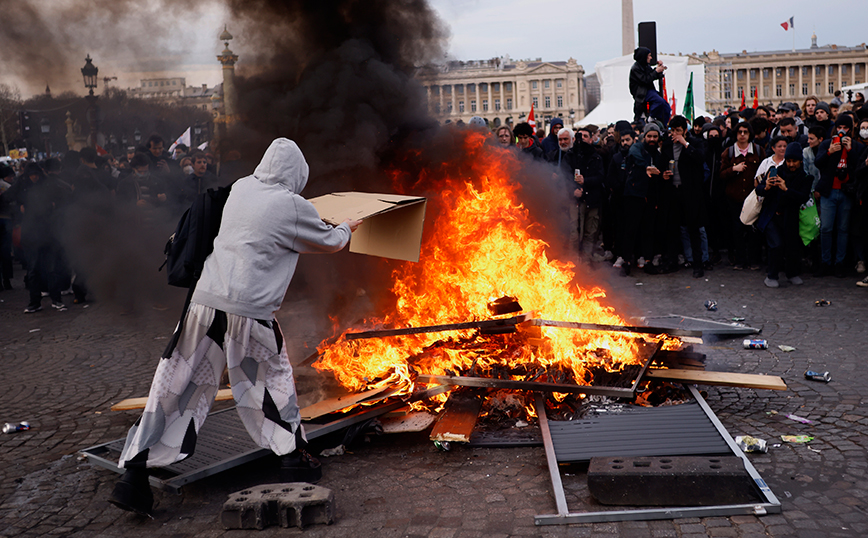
[160, 185, 232, 288]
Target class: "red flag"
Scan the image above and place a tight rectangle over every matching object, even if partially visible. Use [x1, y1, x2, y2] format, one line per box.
[528, 102, 536, 130]
[670, 91, 676, 115]
[739, 91, 746, 111]
[752, 88, 759, 109]
[95, 144, 108, 156]
[661, 76, 668, 105]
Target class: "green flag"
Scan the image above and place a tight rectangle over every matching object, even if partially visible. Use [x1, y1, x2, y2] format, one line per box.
[682, 72, 695, 124]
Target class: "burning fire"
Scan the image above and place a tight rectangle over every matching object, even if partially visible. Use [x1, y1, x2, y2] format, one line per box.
[314, 131, 663, 402]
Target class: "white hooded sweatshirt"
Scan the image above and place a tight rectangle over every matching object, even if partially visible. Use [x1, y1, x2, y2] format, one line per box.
[191, 138, 352, 319]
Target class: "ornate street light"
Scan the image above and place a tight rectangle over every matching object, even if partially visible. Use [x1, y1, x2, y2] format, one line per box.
[134, 128, 141, 144]
[40, 118, 51, 155]
[81, 55, 99, 96]
[193, 120, 202, 147]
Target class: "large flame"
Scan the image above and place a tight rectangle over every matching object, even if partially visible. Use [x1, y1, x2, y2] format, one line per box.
[314, 131, 654, 398]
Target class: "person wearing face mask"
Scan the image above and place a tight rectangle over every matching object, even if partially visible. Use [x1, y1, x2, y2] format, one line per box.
[754, 143, 812, 288]
[814, 114, 866, 277]
[701, 123, 726, 265]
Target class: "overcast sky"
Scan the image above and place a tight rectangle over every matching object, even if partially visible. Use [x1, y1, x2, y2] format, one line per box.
[428, 0, 867, 71]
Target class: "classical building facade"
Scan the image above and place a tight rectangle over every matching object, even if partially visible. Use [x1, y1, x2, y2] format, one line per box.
[699, 35, 868, 114]
[127, 77, 221, 113]
[415, 57, 586, 129]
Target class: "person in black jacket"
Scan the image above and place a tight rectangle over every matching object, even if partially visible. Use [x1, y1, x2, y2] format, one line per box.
[814, 114, 866, 276]
[573, 128, 606, 260]
[629, 47, 669, 124]
[513, 122, 545, 161]
[659, 115, 707, 277]
[621, 123, 666, 275]
[540, 117, 564, 155]
[755, 143, 811, 287]
[606, 129, 636, 268]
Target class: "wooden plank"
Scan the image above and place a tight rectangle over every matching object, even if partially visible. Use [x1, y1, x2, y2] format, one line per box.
[527, 319, 703, 338]
[343, 313, 534, 340]
[644, 369, 788, 391]
[430, 389, 484, 443]
[111, 388, 234, 411]
[300, 384, 406, 420]
[416, 374, 635, 398]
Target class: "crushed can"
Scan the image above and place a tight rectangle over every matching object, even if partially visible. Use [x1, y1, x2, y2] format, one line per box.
[815, 300, 831, 307]
[732, 317, 746, 322]
[805, 370, 832, 383]
[704, 300, 718, 311]
[743, 339, 768, 350]
[2, 422, 30, 434]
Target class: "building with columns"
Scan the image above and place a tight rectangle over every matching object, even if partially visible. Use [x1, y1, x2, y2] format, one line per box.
[415, 56, 586, 129]
[699, 34, 868, 114]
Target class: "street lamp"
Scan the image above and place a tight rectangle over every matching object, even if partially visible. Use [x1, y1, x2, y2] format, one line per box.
[81, 55, 99, 97]
[81, 55, 101, 147]
[134, 128, 141, 145]
[40, 118, 50, 156]
[193, 121, 202, 147]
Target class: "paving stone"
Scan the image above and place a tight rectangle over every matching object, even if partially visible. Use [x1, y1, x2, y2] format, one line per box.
[220, 482, 334, 530]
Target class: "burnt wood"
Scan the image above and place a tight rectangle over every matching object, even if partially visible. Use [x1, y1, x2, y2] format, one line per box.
[430, 389, 484, 443]
[343, 313, 534, 340]
[527, 319, 703, 337]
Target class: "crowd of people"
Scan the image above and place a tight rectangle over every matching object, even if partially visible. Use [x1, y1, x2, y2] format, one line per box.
[0, 134, 225, 313]
[486, 88, 868, 289]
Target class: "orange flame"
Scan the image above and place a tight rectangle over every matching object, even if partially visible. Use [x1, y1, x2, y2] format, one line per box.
[314, 131, 656, 397]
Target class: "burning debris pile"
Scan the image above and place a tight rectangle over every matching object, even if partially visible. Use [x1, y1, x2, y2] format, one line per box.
[312, 131, 686, 420]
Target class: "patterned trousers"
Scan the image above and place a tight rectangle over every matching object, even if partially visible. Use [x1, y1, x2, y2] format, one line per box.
[118, 302, 303, 469]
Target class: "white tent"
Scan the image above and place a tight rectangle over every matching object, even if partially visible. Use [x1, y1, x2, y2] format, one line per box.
[578, 54, 713, 127]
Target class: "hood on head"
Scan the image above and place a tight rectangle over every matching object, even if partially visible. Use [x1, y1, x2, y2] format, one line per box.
[784, 142, 802, 161]
[634, 46, 651, 63]
[835, 114, 854, 130]
[253, 138, 310, 193]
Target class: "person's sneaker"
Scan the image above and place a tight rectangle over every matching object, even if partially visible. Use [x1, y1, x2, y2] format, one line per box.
[24, 304, 42, 313]
[749, 264, 761, 271]
[677, 254, 686, 266]
[732, 264, 744, 270]
[40, 291, 49, 297]
[834, 264, 847, 278]
[636, 257, 646, 269]
[692, 268, 704, 279]
[789, 275, 804, 285]
[279, 450, 322, 483]
[61, 288, 73, 296]
[858, 275, 868, 288]
[857, 261, 866, 274]
[602, 251, 614, 261]
[612, 256, 625, 268]
[764, 277, 779, 288]
[652, 254, 662, 266]
[51, 301, 67, 311]
[108, 468, 154, 518]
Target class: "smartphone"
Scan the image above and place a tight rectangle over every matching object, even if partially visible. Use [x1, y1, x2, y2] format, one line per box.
[768, 166, 778, 179]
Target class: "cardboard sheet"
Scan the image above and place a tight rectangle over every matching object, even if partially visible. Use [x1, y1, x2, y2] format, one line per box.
[309, 192, 427, 262]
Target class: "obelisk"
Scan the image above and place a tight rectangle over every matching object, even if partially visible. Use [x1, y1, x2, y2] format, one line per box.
[622, 0, 635, 56]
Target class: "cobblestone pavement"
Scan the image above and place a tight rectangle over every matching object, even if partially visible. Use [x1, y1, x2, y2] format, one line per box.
[1, 261, 867, 538]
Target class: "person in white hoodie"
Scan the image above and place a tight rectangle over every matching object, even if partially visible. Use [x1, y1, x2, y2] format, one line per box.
[109, 138, 361, 517]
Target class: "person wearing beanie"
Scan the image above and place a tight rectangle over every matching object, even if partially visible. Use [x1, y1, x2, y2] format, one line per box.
[620, 121, 666, 275]
[809, 102, 833, 137]
[540, 117, 564, 154]
[629, 47, 670, 125]
[754, 142, 812, 288]
[814, 114, 865, 277]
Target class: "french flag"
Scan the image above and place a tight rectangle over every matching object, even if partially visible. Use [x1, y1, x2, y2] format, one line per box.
[781, 16, 794, 31]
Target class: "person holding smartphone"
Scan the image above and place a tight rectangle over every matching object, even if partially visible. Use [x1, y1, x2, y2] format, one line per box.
[754, 143, 812, 288]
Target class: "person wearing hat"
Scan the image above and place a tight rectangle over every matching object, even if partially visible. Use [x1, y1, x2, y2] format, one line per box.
[754, 142, 812, 288]
[540, 117, 564, 154]
[771, 102, 806, 140]
[809, 102, 833, 137]
[814, 114, 866, 277]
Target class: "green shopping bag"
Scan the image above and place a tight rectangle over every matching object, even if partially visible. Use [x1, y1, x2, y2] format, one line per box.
[799, 199, 820, 246]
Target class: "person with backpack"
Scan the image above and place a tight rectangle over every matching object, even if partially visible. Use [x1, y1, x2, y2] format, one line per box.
[109, 138, 361, 517]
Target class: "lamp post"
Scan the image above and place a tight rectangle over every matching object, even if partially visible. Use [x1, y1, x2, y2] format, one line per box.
[134, 128, 141, 146]
[193, 120, 202, 148]
[81, 55, 101, 148]
[40, 118, 50, 157]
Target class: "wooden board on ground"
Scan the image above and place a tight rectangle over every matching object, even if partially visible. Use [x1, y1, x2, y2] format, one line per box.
[430, 389, 484, 443]
[381, 411, 438, 433]
[300, 385, 405, 421]
[644, 369, 787, 391]
[111, 388, 234, 411]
